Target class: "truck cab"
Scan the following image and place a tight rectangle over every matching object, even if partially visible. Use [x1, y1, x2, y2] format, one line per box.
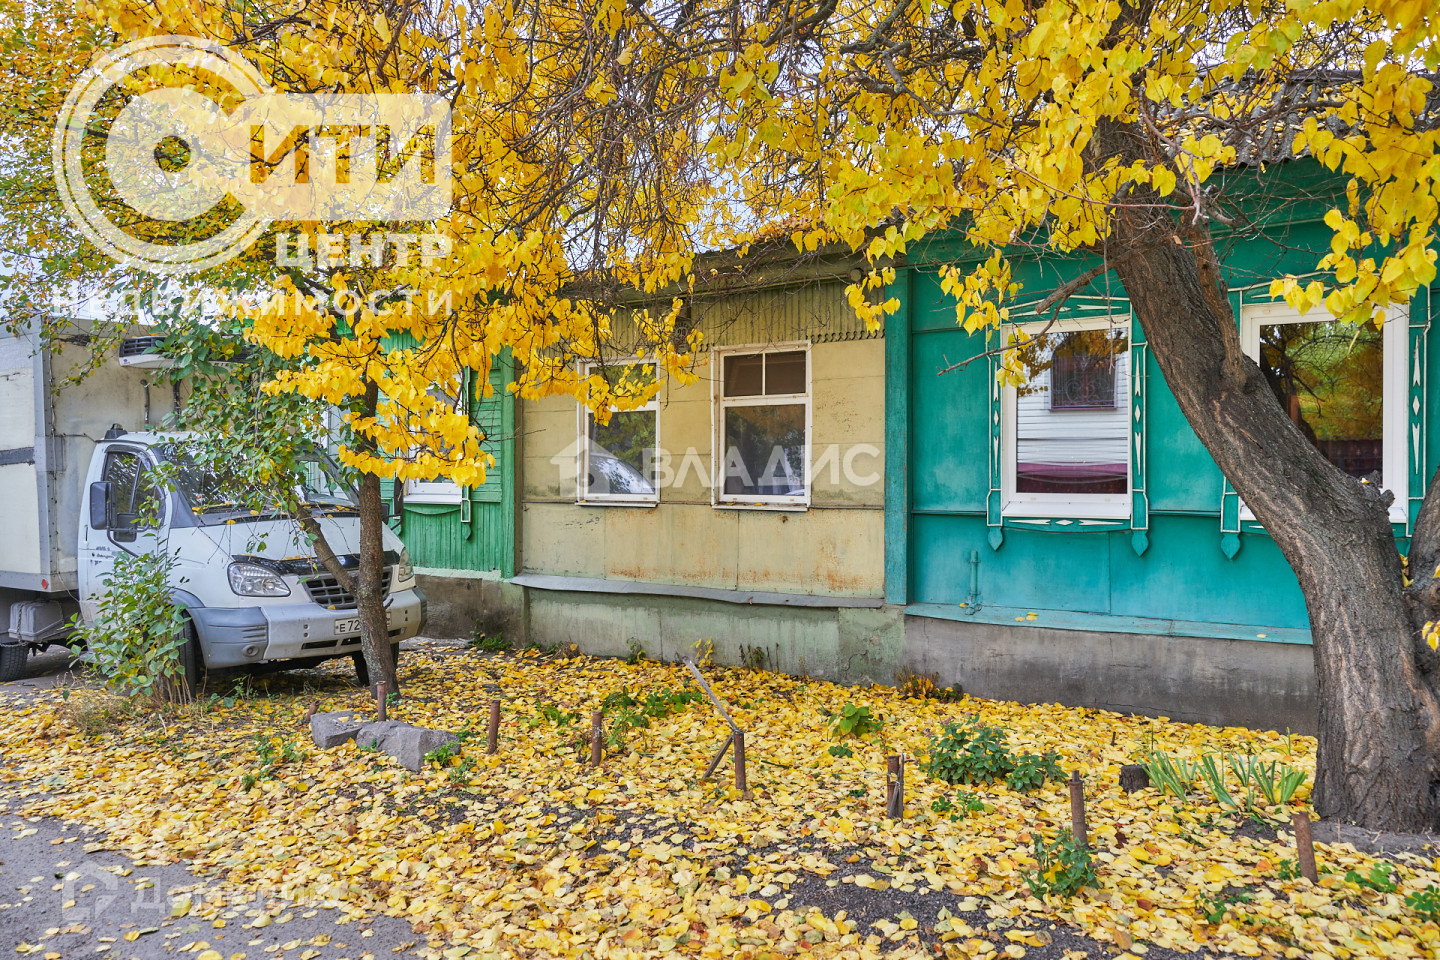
[77, 432, 427, 683]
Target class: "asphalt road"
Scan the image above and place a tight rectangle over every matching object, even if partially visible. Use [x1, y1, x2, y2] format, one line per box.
[0, 811, 423, 957]
[0, 642, 462, 956]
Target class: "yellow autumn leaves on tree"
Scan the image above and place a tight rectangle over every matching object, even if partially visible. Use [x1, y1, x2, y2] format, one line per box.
[0, 0, 1434, 487]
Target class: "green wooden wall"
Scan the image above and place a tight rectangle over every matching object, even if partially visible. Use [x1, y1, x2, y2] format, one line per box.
[387, 356, 516, 577]
[887, 159, 1435, 643]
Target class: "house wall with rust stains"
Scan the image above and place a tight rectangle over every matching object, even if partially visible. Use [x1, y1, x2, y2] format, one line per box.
[519, 336, 887, 596]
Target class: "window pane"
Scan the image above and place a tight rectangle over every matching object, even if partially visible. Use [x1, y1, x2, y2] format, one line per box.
[586, 410, 657, 496]
[1259, 319, 1383, 480]
[722, 404, 806, 497]
[1013, 329, 1129, 495]
[724, 354, 764, 397]
[765, 351, 807, 395]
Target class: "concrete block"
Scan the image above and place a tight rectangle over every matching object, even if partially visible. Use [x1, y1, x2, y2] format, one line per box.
[310, 710, 364, 749]
[357, 720, 461, 772]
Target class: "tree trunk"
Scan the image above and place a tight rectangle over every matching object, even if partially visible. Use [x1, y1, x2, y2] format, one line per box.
[1106, 204, 1440, 830]
[355, 468, 398, 696]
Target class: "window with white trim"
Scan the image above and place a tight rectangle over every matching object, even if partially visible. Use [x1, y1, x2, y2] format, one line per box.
[405, 374, 466, 505]
[1002, 318, 1131, 518]
[578, 362, 660, 504]
[1240, 302, 1407, 521]
[714, 343, 811, 508]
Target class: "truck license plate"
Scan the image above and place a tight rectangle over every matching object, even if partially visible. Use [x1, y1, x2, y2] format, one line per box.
[333, 617, 362, 637]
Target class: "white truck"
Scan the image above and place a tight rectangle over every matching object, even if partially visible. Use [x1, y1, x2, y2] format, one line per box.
[0, 322, 427, 686]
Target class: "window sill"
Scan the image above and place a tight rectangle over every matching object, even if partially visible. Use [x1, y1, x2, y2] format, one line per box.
[576, 498, 660, 509]
[1002, 498, 1131, 521]
[713, 500, 811, 512]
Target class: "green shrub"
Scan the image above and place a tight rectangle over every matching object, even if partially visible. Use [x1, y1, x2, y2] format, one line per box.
[826, 703, 884, 739]
[73, 549, 191, 702]
[923, 722, 1014, 785]
[1023, 829, 1096, 899]
[924, 722, 1063, 794]
[827, 744, 854, 759]
[1005, 750, 1064, 793]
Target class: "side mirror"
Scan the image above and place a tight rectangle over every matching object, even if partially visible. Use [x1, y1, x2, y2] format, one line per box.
[89, 481, 112, 530]
[381, 501, 393, 522]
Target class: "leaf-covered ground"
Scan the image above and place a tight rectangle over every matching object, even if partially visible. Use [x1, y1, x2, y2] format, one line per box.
[1, 645, 1437, 960]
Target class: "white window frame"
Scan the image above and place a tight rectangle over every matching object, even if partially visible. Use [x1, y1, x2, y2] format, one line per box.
[576, 360, 661, 506]
[1001, 316, 1132, 520]
[711, 341, 812, 510]
[1239, 302, 1407, 523]
[405, 372, 467, 505]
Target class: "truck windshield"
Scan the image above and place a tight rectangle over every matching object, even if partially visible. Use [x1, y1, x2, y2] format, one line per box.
[163, 449, 360, 522]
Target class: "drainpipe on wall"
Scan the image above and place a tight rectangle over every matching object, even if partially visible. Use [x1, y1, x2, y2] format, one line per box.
[966, 549, 981, 612]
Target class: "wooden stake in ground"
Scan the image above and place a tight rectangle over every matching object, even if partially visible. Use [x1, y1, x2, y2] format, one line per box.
[304, 703, 316, 723]
[886, 755, 905, 819]
[733, 729, 747, 793]
[1069, 769, 1088, 848]
[686, 657, 748, 790]
[1293, 811, 1318, 881]
[487, 700, 500, 755]
[590, 710, 603, 766]
[376, 681, 387, 722]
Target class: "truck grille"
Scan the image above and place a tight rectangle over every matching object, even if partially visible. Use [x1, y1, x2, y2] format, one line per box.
[301, 567, 392, 610]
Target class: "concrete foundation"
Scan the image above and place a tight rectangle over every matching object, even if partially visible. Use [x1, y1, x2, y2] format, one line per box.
[414, 571, 1320, 735]
[414, 572, 526, 643]
[902, 616, 1319, 734]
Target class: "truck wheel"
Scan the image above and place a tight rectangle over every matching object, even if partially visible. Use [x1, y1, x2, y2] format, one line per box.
[0, 643, 27, 683]
[352, 651, 370, 687]
[176, 622, 204, 700]
[352, 644, 401, 688]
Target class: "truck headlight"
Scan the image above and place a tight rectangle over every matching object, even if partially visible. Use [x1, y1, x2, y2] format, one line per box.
[228, 562, 291, 597]
[395, 548, 414, 584]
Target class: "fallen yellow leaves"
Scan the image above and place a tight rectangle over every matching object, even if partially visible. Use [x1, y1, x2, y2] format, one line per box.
[0, 649, 1437, 960]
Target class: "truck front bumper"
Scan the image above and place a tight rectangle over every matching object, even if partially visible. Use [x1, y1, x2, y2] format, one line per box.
[191, 587, 427, 667]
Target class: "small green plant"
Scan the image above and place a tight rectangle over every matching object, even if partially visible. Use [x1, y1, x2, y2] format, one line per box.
[1405, 883, 1440, 923]
[538, 703, 579, 727]
[1005, 751, 1064, 793]
[447, 757, 477, 785]
[425, 739, 463, 767]
[1022, 829, 1096, 899]
[827, 744, 854, 759]
[625, 638, 646, 665]
[931, 791, 986, 820]
[1197, 886, 1254, 924]
[924, 721, 1013, 785]
[1199, 753, 1242, 811]
[826, 703, 884, 739]
[846, 787, 866, 798]
[1276, 858, 1301, 882]
[468, 627, 510, 653]
[738, 644, 771, 672]
[894, 667, 963, 702]
[1344, 863, 1399, 894]
[1138, 744, 1200, 803]
[244, 734, 305, 789]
